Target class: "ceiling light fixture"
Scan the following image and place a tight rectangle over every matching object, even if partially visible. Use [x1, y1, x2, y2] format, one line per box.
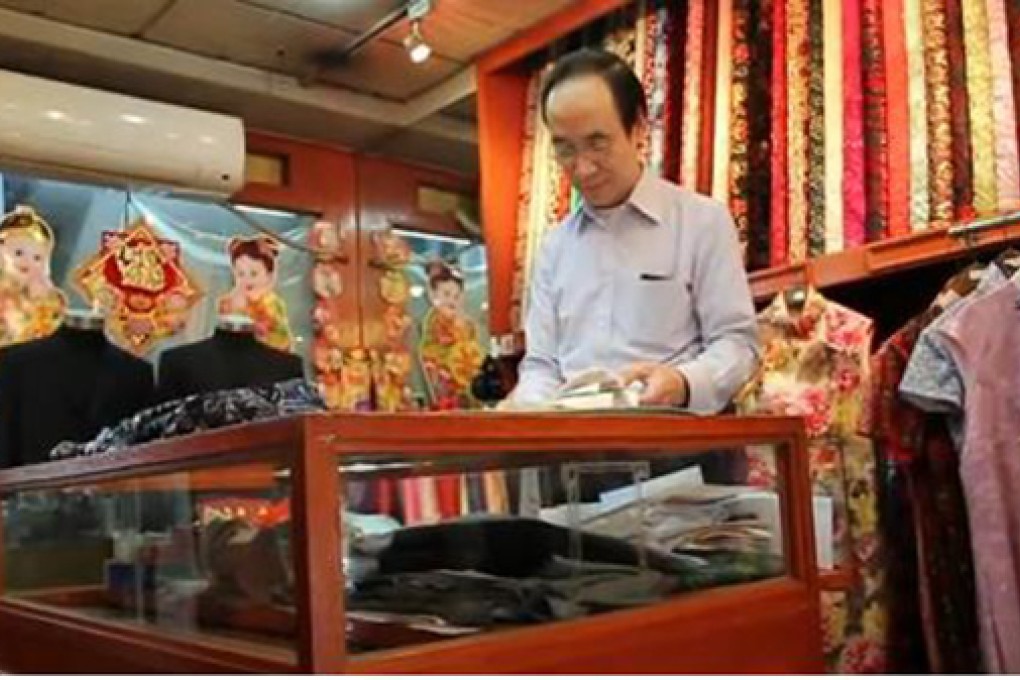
[404, 18, 431, 64]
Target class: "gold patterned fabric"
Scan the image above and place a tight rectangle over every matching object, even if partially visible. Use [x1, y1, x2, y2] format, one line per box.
[787, 0, 811, 262]
[922, 0, 955, 229]
[807, 0, 826, 257]
[728, 0, 752, 263]
[985, 0, 1020, 212]
[962, 0, 999, 215]
[904, 0, 930, 231]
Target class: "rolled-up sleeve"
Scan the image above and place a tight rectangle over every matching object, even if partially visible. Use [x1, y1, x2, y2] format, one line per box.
[512, 234, 564, 404]
[674, 204, 760, 414]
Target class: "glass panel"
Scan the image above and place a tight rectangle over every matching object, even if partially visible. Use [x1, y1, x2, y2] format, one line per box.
[1, 172, 317, 367]
[340, 444, 788, 655]
[2, 461, 296, 665]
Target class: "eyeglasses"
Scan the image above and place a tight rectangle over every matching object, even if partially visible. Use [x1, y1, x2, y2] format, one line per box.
[552, 135, 614, 166]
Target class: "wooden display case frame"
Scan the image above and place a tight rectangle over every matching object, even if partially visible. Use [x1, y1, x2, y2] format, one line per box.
[0, 413, 822, 673]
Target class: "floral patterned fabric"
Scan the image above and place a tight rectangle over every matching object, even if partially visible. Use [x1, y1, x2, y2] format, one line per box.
[986, 0, 1020, 213]
[681, 0, 705, 190]
[786, 0, 811, 262]
[728, 0, 752, 264]
[823, 0, 844, 254]
[747, 0, 773, 270]
[737, 288, 885, 673]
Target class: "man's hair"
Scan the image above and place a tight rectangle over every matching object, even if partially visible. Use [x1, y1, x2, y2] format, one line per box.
[540, 48, 648, 132]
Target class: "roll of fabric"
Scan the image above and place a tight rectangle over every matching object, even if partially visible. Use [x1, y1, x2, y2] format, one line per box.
[787, 0, 811, 261]
[663, 0, 688, 184]
[883, 0, 912, 237]
[747, 0, 774, 270]
[823, 0, 844, 253]
[962, 0, 999, 215]
[862, 0, 890, 242]
[922, 0, 955, 229]
[807, 0, 826, 256]
[728, 0, 752, 263]
[945, 0, 975, 220]
[985, 0, 1020, 212]
[681, 0, 705, 189]
[511, 72, 542, 333]
[843, 0, 866, 247]
[1009, 1, 1020, 168]
[769, 0, 789, 265]
[712, 0, 734, 203]
[904, 0, 930, 231]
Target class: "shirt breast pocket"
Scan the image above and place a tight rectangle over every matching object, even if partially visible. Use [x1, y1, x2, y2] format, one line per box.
[616, 274, 692, 349]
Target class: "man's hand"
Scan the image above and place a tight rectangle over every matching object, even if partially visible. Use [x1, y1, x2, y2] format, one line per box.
[619, 363, 689, 407]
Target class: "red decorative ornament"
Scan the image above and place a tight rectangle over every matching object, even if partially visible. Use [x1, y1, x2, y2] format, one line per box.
[73, 218, 202, 355]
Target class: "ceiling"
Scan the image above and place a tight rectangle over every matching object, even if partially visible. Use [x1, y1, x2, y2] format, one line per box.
[0, 0, 577, 177]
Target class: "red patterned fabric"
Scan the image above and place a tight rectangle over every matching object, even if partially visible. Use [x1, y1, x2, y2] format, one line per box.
[770, 0, 789, 265]
[883, 0, 912, 237]
[843, 0, 866, 247]
[862, 0, 890, 242]
[945, 0, 976, 220]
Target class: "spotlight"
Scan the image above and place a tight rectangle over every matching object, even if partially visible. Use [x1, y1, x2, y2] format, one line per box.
[404, 19, 431, 64]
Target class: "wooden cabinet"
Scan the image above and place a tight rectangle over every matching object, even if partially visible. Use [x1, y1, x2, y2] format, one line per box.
[0, 413, 822, 673]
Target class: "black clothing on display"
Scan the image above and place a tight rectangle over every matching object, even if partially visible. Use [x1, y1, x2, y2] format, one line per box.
[156, 328, 304, 404]
[0, 325, 155, 468]
[50, 378, 325, 460]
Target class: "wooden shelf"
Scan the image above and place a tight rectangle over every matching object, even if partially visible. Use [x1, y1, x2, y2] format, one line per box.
[748, 213, 1020, 302]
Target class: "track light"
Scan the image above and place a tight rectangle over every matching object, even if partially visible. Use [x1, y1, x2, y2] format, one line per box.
[404, 19, 430, 63]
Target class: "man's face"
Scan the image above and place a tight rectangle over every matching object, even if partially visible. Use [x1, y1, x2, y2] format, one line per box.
[545, 74, 644, 208]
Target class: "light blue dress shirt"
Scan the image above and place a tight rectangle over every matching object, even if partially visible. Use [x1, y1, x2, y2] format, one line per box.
[514, 172, 760, 414]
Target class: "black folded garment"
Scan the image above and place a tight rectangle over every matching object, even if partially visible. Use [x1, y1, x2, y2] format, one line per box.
[369, 516, 703, 578]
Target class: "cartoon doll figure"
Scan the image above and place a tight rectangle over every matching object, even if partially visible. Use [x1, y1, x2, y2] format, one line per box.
[0, 205, 67, 346]
[419, 260, 483, 409]
[218, 236, 293, 352]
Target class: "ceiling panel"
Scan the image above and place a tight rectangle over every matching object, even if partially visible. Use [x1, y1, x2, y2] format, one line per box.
[0, 0, 170, 35]
[144, 0, 356, 79]
[371, 126, 479, 176]
[443, 93, 476, 122]
[239, 0, 403, 33]
[314, 37, 461, 101]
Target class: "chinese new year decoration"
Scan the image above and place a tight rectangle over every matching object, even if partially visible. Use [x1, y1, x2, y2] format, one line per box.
[73, 218, 201, 355]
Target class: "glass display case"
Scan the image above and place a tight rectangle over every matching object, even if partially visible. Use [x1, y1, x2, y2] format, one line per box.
[0, 413, 823, 673]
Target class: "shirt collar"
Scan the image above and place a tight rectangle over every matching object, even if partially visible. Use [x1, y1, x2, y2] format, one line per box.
[579, 169, 664, 230]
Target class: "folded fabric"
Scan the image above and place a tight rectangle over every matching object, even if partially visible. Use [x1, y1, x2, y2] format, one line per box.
[49, 379, 325, 460]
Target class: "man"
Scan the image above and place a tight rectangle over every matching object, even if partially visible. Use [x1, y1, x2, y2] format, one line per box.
[511, 49, 759, 413]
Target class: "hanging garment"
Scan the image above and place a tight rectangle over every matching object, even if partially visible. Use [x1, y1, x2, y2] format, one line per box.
[737, 289, 886, 672]
[867, 290, 981, 672]
[937, 280, 1020, 673]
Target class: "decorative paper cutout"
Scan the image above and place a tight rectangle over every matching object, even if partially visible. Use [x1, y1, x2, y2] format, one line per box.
[74, 218, 201, 355]
[218, 236, 292, 352]
[419, 260, 484, 410]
